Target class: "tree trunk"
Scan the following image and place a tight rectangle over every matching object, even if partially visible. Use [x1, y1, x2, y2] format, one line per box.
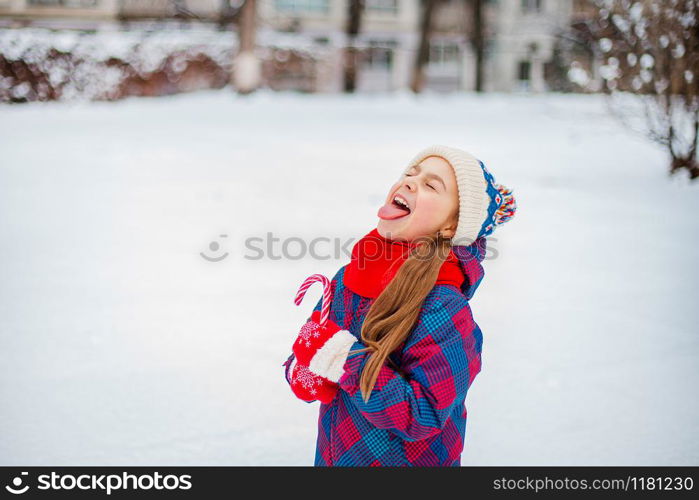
[470, 0, 485, 92]
[343, 0, 365, 93]
[411, 0, 438, 93]
[233, 0, 260, 94]
[670, 114, 699, 179]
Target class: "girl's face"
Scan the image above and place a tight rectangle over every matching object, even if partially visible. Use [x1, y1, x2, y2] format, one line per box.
[377, 155, 459, 242]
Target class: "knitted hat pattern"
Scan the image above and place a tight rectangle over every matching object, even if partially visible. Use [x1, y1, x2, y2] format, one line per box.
[478, 158, 517, 238]
[402, 144, 517, 246]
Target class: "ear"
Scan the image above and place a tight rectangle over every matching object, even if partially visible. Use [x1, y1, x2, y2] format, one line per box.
[439, 222, 457, 239]
[439, 211, 459, 239]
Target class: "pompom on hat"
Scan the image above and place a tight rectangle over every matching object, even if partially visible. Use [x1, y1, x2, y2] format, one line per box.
[401, 144, 517, 246]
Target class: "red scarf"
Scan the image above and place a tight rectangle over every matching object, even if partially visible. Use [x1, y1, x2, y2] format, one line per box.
[343, 228, 465, 298]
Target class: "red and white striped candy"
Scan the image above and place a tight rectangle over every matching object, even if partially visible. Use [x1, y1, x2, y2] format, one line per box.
[293, 273, 332, 327]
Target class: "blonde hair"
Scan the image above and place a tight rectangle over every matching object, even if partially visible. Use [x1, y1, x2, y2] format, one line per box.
[350, 231, 454, 403]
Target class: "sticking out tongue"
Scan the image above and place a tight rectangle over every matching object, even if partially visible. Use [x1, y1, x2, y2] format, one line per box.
[378, 201, 410, 220]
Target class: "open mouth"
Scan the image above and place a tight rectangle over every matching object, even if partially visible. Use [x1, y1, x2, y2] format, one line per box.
[378, 194, 412, 220]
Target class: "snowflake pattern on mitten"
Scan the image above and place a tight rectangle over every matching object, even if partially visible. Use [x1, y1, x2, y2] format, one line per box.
[297, 321, 321, 348]
[292, 364, 321, 396]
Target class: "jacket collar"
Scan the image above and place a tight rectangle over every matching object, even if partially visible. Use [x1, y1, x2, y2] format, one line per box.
[451, 237, 487, 300]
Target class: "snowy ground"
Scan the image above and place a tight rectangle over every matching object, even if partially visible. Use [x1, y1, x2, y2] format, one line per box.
[0, 88, 697, 466]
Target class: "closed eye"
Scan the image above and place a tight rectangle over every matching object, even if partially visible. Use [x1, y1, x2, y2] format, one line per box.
[405, 173, 437, 190]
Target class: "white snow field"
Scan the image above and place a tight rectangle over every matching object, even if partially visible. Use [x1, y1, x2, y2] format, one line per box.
[0, 89, 697, 466]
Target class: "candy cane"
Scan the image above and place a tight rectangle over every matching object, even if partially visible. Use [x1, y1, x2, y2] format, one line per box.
[294, 273, 332, 327]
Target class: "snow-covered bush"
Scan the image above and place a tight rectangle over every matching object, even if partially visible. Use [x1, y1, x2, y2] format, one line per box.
[572, 0, 699, 180]
[0, 27, 333, 102]
[0, 27, 237, 102]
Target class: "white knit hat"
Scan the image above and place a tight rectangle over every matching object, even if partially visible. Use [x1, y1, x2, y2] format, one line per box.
[401, 144, 516, 246]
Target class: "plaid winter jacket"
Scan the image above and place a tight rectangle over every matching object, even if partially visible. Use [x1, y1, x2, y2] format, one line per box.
[283, 238, 487, 467]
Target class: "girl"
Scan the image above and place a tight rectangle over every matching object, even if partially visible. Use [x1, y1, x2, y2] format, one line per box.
[282, 144, 516, 466]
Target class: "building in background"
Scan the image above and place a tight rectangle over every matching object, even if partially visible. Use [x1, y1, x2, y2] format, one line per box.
[0, 0, 118, 30]
[0, 0, 578, 94]
[0, 0, 231, 28]
[489, 0, 573, 92]
[257, 0, 420, 93]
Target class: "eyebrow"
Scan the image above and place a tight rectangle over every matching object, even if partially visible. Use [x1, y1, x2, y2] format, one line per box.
[408, 164, 447, 190]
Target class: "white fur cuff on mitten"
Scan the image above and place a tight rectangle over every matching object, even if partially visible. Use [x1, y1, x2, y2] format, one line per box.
[308, 330, 357, 383]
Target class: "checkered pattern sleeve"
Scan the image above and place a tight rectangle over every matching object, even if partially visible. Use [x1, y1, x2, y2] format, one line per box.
[336, 294, 482, 442]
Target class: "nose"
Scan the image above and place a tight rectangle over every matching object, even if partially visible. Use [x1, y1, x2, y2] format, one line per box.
[403, 177, 416, 192]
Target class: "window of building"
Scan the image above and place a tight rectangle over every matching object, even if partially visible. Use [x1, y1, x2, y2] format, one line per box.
[275, 0, 330, 14]
[518, 60, 531, 81]
[429, 41, 460, 66]
[521, 0, 542, 13]
[364, 39, 397, 70]
[28, 0, 97, 5]
[366, 0, 398, 14]
[517, 60, 532, 90]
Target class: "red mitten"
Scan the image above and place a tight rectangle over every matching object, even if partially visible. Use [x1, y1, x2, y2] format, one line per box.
[293, 309, 342, 365]
[287, 356, 339, 404]
[292, 309, 357, 385]
[288, 273, 358, 403]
